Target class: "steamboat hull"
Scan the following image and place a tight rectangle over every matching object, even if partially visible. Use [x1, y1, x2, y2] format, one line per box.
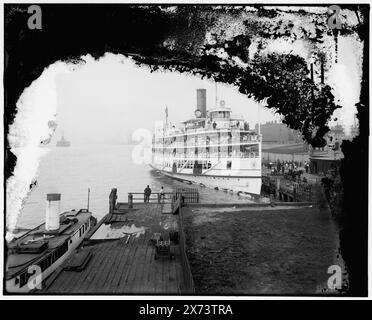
[151, 164, 262, 195]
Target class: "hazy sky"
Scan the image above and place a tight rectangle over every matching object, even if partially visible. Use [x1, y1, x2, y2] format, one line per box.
[54, 32, 361, 145]
[54, 54, 279, 144]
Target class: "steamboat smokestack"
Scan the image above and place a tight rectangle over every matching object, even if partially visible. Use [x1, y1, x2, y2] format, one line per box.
[196, 89, 207, 118]
[45, 193, 61, 231]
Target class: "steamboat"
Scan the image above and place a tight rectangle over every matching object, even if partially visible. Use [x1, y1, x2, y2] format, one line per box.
[56, 133, 71, 147]
[151, 89, 262, 195]
[6, 194, 92, 293]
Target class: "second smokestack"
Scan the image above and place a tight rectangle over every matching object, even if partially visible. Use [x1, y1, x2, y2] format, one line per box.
[196, 89, 207, 118]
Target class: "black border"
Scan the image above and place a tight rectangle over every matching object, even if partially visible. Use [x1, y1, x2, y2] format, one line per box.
[3, 2, 369, 298]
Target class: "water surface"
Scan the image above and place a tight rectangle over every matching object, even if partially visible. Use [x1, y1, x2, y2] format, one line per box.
[17, 144, 254, 228]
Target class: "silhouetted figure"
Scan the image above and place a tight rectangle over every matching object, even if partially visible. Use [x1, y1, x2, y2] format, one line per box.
[144, 185, 152, 203]
[159, 186, 165, 203]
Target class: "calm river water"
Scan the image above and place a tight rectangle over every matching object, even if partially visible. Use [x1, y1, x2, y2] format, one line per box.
[16, 144, 254, 229]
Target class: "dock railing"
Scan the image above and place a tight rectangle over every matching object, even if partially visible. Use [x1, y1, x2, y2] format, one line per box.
[128, 192, 176, 204]
[175, 188, 199, 204]
[127, 188, 200, 205]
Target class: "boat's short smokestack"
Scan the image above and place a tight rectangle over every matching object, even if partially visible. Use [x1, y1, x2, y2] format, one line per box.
[196, 89, 207, 118]
[45, 193, 61, 231]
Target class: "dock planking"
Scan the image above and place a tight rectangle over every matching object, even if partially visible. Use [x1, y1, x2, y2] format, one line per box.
[121, 245, 139, 290]
[110, 241, 132, 290]
[128, 234, 152, 293]
[72, 247, 106, 293]
[93, 242, 119, 291]
[42, 203, 181, 294]
[84, 242, 114, 293]
[102, 241, 128, 292]
[142, 241, 156, 292]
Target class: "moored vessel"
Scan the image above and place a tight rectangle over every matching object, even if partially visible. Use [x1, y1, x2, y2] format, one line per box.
[56, 133, 70, 147]
[151, 89, 262, 195]
[6, 194, 92, 292]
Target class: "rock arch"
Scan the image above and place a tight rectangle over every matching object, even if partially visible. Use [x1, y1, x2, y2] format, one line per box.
[4, 4, 368, 295]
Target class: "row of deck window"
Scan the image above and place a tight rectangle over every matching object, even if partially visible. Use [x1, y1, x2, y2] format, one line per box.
[155, 134, 258, 146]
[153, 147, 259, 158]
[163, 160, 213, 169]
[17, 219, 90, 288]
[18, 241, 69, 288]
[78, 220, 90, 237]
[160, 159, 257, 170]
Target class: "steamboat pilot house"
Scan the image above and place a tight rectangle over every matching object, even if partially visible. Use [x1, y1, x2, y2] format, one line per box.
[151, 89, 262, 195]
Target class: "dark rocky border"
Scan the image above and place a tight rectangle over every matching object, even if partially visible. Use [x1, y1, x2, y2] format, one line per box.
[4, 4, 369, 296]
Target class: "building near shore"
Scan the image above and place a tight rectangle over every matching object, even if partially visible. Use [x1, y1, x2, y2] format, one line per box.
[260, 122, 350, 174]
[308, 124, 345, 175]
[262, 143, 309, 164]
[309, 151, 342, 175]
[255, 121, 302, 144]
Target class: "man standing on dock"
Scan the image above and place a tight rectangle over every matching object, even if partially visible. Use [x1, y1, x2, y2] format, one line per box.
[159, 186, 165, 203]
[144, 185, 152, 203]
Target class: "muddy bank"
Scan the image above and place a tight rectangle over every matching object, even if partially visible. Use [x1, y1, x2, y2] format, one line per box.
[182, 205, 343, 295]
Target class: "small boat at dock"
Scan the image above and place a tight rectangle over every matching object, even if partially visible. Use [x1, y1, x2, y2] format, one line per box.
[6, 193, 92, 293]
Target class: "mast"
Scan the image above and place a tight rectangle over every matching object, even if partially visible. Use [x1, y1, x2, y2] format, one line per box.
[87, 188, 90, 211]
[215, 82, 218, 108]
[165, 105, 168, 126]
[257, 104, 261, 136]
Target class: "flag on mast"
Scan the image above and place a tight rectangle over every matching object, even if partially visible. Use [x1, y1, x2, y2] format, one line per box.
[165, 105, 168, 124]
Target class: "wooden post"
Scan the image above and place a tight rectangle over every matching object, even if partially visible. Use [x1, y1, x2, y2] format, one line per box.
[128, 193, 133, 209]
[109, 188, 117, 214]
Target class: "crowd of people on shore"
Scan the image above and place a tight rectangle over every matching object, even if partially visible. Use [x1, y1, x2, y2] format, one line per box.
[265, 160, 312, 183]
[266, 160, 310, 174]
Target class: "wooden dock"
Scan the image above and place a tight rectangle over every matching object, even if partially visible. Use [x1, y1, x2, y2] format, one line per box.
[41, 203, 185, 294]
[262, 174, 316, 202]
